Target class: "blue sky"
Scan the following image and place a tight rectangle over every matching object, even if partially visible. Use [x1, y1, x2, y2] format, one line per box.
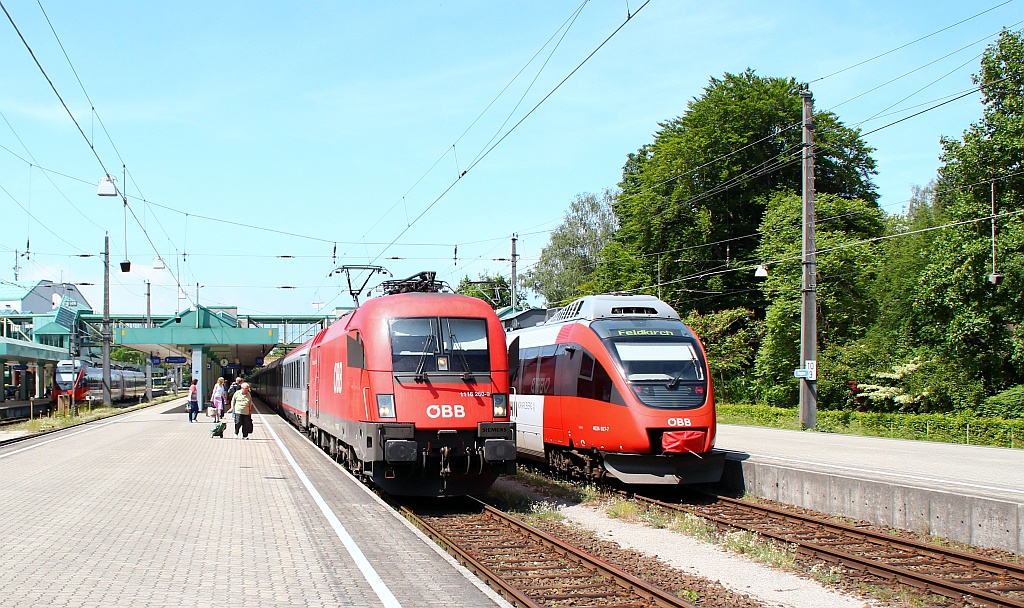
[0, 0, 1019, 316]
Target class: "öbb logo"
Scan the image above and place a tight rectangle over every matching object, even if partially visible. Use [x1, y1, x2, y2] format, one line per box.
[667, 417, 692, 427]
[333, 362, 343, 394]
[427, 404, 466, 419]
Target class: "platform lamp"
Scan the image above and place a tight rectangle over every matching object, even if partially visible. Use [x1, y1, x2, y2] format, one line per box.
[97, 173, 131, 272]
[753, 264, 769, 278]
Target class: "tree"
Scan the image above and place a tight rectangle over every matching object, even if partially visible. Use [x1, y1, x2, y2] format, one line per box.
[521, 190, 618, 306]
[111, 346, 145, 365]
[910, 29, 1024, 408]
[681, 308, 761, 403]
[753, 191, 884, 407]
[603, 70, 877, 313]
[456, 273, 525, 309]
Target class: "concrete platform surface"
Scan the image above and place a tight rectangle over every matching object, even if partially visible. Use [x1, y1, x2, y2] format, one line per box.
[0, 397, 510, 608]
[714, 424, 1024, 553]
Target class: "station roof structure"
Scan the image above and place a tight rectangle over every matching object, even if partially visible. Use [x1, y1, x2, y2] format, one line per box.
[113, 305, 281, 367]
[0, 336, 69, 364]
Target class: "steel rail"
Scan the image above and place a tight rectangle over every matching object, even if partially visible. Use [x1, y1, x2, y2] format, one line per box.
[633, 492, 1024, 608]
[402, 498, 699, 608]
[400, 505, 543, 608]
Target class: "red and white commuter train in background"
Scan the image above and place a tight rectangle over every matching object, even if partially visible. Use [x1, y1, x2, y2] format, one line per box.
[52, 359, 148, 404]
[506, 294, 724, 485]
[253, 272, 516, 496]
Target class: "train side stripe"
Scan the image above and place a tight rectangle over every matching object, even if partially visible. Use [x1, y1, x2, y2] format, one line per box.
[260, 412, 404, 608]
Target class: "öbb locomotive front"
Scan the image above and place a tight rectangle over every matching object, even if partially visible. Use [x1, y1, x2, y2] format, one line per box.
[253, 273, 516, 496]
[506, 294, 724, 485]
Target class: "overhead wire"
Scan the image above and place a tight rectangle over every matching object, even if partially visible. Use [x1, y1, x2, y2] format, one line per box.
[809, 0, 1015, 83]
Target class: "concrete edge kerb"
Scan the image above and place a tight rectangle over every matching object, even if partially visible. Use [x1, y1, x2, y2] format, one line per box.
[256, 403, 515, 608]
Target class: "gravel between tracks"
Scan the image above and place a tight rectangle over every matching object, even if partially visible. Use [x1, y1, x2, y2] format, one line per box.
[558, 502, 878, 608]
[493, 478, 880, 608]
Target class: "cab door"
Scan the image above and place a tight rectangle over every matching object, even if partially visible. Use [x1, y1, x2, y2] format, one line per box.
[310, 347, 320, 422]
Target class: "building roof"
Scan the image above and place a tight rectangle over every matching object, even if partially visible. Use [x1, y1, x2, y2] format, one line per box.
[33, 320, 70, 336]
[0, 280, 41, 303]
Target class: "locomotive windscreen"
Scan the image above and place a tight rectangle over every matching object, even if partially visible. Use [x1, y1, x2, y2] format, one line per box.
[389, 316, 491, 373]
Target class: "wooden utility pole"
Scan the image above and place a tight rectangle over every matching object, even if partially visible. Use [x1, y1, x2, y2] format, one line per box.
[103, 234, 112, 406]
[146, 280, 152, 402]
[799, 87, 818, 429]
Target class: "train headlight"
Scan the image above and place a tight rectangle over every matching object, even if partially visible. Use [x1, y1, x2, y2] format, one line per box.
[492, 393, 508, 418]
[376, 394, 396, 418]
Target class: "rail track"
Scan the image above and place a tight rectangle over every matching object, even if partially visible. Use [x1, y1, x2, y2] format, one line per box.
[629, 491, 1024, 608]
[402, 497, 699, 608]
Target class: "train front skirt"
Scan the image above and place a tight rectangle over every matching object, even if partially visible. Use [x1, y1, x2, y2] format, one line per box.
[601, 449, 726, 485]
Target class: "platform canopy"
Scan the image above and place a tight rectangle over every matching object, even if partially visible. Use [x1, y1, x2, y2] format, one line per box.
[114, 305, 278, 368]
[0, 336, 69, 364]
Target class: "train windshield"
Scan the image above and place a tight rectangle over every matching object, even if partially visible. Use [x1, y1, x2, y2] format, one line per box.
[592, 319, 709, 409]
[390, 317, 490, 374]
[56, 362, 79, 389]
[612, 343, 704, 382]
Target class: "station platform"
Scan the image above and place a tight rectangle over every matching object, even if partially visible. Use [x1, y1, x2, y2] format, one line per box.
[713, 424, 1024, 554]
[0, 397, 511, 608]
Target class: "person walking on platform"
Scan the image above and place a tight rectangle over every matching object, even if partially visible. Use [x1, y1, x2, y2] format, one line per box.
[226, 377, 242, 425]
[232, 382, 254, 439]
[187, 379, 199, 422]
[211, 377, 226, 422]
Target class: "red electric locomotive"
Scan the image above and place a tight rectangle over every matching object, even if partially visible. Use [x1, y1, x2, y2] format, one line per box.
[254, 272, 516, 496]
[506, 294, 724, 485]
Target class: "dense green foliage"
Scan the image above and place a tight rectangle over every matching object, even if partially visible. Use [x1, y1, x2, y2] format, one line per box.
[456, 273, 525, 309]
[523, 32, 1024, 418]
[718, 403, 1024, 448]
[599, 70, 877, 314]
[111, 346, 145, 365]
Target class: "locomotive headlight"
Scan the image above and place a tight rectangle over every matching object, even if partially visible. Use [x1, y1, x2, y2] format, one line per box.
[376, 394, 396, 418]
[492, 393, 508, 418]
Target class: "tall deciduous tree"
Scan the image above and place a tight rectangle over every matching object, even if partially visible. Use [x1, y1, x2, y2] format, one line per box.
[521, 190, 618, 306]
[604, 70, 877, 313]
[912, 29, 1024, 406]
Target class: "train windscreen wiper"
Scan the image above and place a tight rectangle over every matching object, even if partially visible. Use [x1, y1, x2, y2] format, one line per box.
[414, 333, 435, 382]
[448, 332, 475, 381]
[667, 362, 694, 389]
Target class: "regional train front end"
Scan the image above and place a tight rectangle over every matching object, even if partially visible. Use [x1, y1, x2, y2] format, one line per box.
[507, 294, 726, 485]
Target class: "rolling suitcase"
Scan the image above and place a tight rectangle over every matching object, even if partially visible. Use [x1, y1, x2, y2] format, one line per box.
[211, 421, 226, 438]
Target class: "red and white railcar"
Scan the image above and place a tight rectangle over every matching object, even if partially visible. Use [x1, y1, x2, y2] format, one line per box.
[254, 273, 516, 496]
[506, 294, 724, 485]
[52, 359, 147, 404]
